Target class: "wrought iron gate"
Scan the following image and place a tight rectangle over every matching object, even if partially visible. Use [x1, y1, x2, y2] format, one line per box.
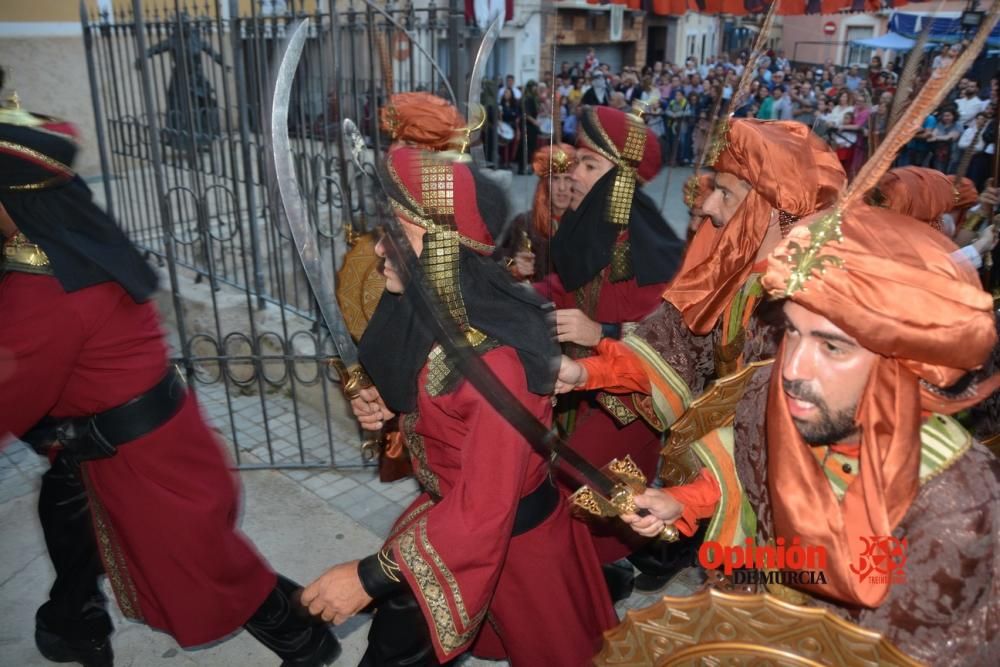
[80, 0, 472, 468]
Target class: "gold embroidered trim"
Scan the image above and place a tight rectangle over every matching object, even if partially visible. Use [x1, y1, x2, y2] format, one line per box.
[80, 467, 143, 622]
[597, 392, 638, 426]
[402, 411, 441, 496]
[386, 499, 434, 543]
[781, 209, 844, 296]
[704, 118, 730, 167]
[395, 517, 486, 654]
[0, 139, 74, 180]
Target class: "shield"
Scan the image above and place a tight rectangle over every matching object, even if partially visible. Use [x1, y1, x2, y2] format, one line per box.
[594, 589, 920, 666]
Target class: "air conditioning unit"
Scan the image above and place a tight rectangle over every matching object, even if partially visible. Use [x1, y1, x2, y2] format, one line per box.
[610, 5, 624, 43]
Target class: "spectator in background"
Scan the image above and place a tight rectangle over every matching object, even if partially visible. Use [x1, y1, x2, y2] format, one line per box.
[609, 91, 628, 111]
[584, 47, 599, 74]
[754, 85, 775, 119]
[828, 90, 854, 126]
[772, 85, 794, 120]
[867, 55, 883, 89]
[665, 88, 692, 165]
[846, 65, 862, 92]
[792, 81, 818, 125]
[582, 71, 610, 106]
[956, 81, 988, 128]
[567, 77, 584, 107]
[903, 112, 938, 167]
[498, 86, 522, 171]
[929, 108, 961, 172]
[562, 102, 580, 146]
[774, 48, 789, 71]
[498, 74, 521, 103]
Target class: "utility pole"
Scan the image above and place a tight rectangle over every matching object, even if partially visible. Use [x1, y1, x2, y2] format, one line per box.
[448, 0, 469, 111]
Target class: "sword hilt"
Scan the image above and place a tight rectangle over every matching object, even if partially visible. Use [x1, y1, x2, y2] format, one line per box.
[329, 358, 383, 460]
[569, 456, 679, 542]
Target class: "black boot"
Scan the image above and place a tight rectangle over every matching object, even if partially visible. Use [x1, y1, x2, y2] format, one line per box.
[35, 452, 114, 667]
[601, 561, 636, 604]
[244, 575, 341, 667]
[35, 609, 114, 667]
[359, 592, 440, 667]
[628, 522, 707, 592]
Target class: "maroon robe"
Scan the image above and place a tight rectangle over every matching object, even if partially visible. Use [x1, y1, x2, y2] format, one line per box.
[536, 264, 667, 562]
[0, 272, 275, 647]
[384, 345, 616, 665]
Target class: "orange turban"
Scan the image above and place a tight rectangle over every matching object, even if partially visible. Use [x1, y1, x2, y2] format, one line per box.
[530, 143, 577, 238]
[380, 92, 465, 152]
[868, 167, 980, 231]
[762, 203, 999, 609]
[664, 119, 846, 335]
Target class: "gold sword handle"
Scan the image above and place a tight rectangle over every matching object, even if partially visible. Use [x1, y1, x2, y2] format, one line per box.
[329, 359, 384, 459]
[568, 456, 679, 542]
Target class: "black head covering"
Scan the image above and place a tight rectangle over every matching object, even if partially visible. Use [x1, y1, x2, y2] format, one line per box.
[550, 167, 684, 292]
[1, 112, 157, 303]
[2, 177, 158, 303]
[358, 167, 559, 414]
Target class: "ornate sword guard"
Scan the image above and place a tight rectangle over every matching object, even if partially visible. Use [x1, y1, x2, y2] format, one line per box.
[569, 456, 679, 542]
[328, 359, 373, 400]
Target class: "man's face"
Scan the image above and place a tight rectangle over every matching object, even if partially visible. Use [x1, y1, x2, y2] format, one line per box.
[551, 173, 574, 213]
[570, 147, 615, 209]
[701, 172, 751, 228]
[780, 302, 878, 444]
[374, 219, 427, 294]
[505, 76, 514, 88]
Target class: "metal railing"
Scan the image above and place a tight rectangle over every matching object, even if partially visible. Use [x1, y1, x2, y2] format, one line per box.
[81, 0, 467, 467]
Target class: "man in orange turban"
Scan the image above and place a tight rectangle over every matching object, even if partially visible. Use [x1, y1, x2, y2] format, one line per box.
[868, 166, 997, 269]
[620, 203, 999, 664]
[554, 119, 845, 589]
[867, 165, 1000, 444]
[494, 142, 577, 280]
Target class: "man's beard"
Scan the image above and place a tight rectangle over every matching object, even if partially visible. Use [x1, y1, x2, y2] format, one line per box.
[782, 379, 858, 444]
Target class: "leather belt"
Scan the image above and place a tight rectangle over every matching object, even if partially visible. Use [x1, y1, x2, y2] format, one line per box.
[511, 479, 560, 536]
[23, 368, 187, 461]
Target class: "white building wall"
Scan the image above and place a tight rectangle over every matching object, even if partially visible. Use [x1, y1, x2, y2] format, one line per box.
[670, 12, 721, 66]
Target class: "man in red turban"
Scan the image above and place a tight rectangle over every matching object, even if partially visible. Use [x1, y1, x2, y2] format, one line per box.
[301, 146, 616, 666]
[494, 142, 577, 280]
[621, 203, 999, 664]
[531, 106, 684, 583]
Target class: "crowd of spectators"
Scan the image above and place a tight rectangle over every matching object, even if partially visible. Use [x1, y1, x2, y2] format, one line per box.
[486, 43, 998, 187]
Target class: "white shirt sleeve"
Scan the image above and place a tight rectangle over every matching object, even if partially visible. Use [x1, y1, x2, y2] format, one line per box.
[952, 244, 982, 270]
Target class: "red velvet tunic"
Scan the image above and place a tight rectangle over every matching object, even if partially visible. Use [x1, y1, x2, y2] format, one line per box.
[385, 346, 616, 665]
[535, 269, 667, 562]
[0, 272, 275, 647]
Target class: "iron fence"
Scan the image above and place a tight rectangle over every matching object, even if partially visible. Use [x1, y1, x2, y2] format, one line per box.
[81, 0, 471, 468]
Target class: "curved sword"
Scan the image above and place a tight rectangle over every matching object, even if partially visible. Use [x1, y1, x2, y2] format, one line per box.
[467, 13, 503, 165]
[269, 19, 378, 456]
